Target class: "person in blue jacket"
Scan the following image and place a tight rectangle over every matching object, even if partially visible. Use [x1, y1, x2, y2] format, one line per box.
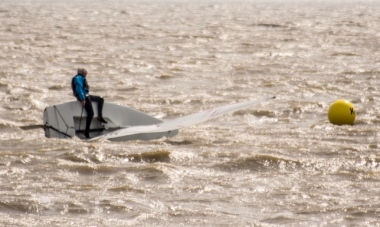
[72, 68, 107, 138]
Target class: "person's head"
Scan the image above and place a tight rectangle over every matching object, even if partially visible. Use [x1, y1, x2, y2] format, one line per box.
[77, 68, 88, 77]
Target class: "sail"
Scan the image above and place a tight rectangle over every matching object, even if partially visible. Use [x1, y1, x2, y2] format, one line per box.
[89, 96, 275, 141]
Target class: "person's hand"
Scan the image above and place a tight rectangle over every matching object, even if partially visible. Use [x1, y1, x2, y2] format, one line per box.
[81, 100, 86, 106]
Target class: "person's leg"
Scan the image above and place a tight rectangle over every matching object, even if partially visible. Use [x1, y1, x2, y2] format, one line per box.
[84, 96, 94, 138]
[89, 95, 107, 123]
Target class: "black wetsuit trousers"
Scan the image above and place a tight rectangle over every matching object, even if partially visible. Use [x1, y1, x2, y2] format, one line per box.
[84, 95, 104, 132]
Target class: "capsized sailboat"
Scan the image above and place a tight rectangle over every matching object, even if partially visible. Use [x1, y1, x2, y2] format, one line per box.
[21, 96, 275, 142]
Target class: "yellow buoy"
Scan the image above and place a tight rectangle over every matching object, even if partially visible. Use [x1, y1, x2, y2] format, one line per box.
[328, 100, 356, 125]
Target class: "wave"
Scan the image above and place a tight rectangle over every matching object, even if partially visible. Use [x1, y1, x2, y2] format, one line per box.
[0, 199, 41, 213]
[59, 150, 171, 165]
[254, 23, 288, 28]
[124, 150, 171, 163]
[213, 154, 301, 172]
[233, 109, 276, 118]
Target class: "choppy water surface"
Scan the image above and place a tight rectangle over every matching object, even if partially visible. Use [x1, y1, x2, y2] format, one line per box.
[1, 0, 380, 226]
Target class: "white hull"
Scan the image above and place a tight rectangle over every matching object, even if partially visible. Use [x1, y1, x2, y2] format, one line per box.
[43, 101, 178, 141]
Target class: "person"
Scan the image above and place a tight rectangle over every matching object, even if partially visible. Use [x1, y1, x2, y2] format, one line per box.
[72, 68, 107, 138]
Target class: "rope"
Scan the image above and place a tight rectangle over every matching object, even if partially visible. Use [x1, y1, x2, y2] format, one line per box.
[45, 125, 72, 138]
[53, 106, 72, 138]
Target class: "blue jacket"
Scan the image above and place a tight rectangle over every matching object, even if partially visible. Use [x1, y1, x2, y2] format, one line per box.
[72, 74, 89, 101]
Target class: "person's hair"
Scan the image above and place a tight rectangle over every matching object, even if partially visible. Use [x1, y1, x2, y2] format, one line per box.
[77, 68, 87, 76]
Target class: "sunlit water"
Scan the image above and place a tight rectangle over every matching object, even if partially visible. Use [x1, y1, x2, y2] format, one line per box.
[1, 0, 380, 226]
